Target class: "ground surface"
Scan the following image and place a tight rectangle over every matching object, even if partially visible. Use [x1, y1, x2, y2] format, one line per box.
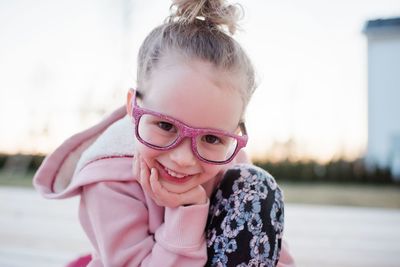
[1, 186, 400, 267]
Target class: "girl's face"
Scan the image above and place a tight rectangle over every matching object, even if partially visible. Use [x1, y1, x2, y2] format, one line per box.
[134, 56, 244, 194]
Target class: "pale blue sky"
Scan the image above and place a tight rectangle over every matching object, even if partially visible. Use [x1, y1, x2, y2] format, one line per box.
[1, 0, 399, 161]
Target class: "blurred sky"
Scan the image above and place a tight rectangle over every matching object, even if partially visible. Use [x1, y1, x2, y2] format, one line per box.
[1, 0, 400, 162]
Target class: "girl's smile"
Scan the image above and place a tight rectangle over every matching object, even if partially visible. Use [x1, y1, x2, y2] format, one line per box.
[155, 160, 195, 184]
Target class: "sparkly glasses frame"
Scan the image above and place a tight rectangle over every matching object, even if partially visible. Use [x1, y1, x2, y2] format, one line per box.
[129, 89, 248, 165]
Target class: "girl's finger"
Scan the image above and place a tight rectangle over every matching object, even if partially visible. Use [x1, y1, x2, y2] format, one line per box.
[140, 159, 149, 182]
[149, 168, 162, 196]
[132, 154, 140, 178]
[139, 159, 154, 198]
[149, 169, 178, 207]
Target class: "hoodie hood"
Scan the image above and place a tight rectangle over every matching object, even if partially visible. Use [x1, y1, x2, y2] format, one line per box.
[33, 106, 136, 199]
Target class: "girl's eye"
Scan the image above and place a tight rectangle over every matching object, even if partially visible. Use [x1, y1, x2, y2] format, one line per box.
[158, 121, 176, 132]
[203, 134, 222, 145]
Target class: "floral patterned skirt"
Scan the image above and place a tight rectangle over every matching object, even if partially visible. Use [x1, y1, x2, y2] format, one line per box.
[206, 164, 284, 267]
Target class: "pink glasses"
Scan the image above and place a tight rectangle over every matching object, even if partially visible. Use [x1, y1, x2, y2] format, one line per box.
[129, 89, 248, 165]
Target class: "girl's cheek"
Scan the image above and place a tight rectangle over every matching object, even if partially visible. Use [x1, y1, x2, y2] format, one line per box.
[135, 142, 160, 164]
[201, 163, 224, 180]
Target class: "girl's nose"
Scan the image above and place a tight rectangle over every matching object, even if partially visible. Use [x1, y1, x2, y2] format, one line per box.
[169, 138, 197, 167]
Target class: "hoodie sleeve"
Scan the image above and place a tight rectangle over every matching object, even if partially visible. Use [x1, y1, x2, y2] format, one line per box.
[80, 180, 208, 267]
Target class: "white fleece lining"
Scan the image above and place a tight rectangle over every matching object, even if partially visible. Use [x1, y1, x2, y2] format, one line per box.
[74, 115, 136, 175]
[53, 136, 99, 193]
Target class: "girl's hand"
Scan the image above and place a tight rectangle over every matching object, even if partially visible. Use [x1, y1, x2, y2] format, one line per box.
[133, 155, 208, 208]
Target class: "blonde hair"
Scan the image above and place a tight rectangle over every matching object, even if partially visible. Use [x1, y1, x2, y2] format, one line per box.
[137, 0, 256, 109]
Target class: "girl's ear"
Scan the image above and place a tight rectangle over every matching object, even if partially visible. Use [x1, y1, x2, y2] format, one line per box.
[126, 89, 134, 116]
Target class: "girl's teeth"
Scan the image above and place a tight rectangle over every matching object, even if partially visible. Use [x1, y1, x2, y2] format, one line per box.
[166, 168, 186, 178]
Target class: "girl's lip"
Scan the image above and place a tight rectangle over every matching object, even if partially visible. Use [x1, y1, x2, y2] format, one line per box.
[155, 161, 194, 184]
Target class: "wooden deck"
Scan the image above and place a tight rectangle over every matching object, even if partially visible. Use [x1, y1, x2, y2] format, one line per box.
[1, 186, 399, 267]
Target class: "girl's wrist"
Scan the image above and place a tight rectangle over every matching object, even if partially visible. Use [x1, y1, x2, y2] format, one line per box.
[196, 195, 208, 205]
[183, 196, 208, 207]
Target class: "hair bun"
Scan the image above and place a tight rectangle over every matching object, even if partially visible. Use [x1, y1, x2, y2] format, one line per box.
[170, 0, 242, 34]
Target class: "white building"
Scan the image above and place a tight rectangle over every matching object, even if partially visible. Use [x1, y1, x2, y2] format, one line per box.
[364, 17, 400, 180]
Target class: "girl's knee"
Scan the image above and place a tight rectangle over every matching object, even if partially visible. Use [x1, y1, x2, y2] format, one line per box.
[219, 163, 281, 197]
[215, 164, 285, 225]
[223, 164, 284, 224]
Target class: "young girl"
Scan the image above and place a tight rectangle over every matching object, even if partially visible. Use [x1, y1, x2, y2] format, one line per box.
[34, 0, 295, 266]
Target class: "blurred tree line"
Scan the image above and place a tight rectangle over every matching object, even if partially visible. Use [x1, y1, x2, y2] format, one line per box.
[255, 158, 393, 183]
[0, 153, 44, 173]
[0, 153, 395, 183]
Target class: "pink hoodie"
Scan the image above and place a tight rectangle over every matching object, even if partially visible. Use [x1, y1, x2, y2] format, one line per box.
[33, 107, 295, 267]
